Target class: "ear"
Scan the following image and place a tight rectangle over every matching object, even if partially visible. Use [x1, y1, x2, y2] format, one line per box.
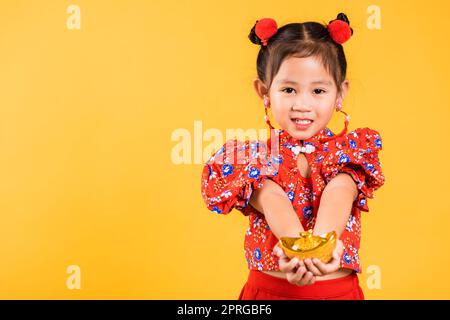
[253, 78, 269, 100]
[336, 79, 350, 105]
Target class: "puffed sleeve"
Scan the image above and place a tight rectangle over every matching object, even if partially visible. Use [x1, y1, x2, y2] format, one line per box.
[320, 128, 385, 212]
[200, 138, 278, 215]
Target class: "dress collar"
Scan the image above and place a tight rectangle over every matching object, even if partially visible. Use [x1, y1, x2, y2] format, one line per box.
[278, 127, 337, 152]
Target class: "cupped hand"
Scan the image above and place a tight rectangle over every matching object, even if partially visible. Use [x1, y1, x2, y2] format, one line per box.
[302, 239, 344, 277]
[273, 243, 316, 286]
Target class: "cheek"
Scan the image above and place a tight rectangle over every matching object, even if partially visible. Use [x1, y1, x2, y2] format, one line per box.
[269, 98, 290, 120]
[305, 106, 330, 129]
[316, 107, 335, 125]
[270, 105, 291, 124]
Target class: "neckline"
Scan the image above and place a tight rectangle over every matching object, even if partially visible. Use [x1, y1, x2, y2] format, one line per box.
[278, 127, 337, 151]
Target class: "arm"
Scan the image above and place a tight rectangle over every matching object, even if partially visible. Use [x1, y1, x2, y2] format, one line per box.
[251, 179, 316, 286]
[313, 172, 358, 238]
[301, 173, 358, 276]
[249, 179, 304, 238]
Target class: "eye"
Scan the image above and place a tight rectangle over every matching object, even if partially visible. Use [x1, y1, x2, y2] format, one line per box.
[313, 89, 326, 94]
[282, 87, 296, 94]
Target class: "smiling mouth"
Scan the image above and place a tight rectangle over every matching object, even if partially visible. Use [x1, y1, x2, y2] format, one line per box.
[291, 118, 314, 124]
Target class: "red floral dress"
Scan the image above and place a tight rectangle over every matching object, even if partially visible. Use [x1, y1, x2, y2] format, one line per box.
[200, 127, 385, 273]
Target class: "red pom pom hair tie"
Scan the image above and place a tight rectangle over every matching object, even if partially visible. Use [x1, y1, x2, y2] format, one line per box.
[255, 18, 278, 46]
[327, 18, 353, 44]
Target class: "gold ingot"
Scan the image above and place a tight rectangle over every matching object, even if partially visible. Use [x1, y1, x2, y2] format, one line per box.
[279, 229, 337, 263]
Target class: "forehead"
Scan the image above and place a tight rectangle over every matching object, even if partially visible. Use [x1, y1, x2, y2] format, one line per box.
[274, 56, 333, 86]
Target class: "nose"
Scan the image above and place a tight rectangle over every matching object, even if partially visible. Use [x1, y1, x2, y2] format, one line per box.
[290, 93, 314, 112]
[291, 101, 312, 113]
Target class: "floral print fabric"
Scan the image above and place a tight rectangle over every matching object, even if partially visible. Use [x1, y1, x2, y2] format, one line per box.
[200, 127, 385, 273]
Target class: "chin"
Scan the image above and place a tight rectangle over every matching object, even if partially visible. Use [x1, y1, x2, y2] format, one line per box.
[286, 130, 311, 141]
[287, 125, 315, 140]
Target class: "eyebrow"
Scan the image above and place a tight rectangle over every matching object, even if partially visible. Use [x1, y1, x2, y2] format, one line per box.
[276, 79, 333, 86]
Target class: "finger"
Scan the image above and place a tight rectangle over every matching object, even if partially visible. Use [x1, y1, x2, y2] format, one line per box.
[278, 256, 292, 272]
[327, 256, 341, 273]
[303, 271, 316, 286]
[299, 271, 314, 286]
[273, 247, 281, 257]
[273, 244, 279, 254]
[289, 265, 306, 285]
[286, 266, 301, 285]
[304, 258, 323, 276]
[280, 257, 298, 273]
[273, 244, 284, 257]
[275, 248, 291, 269]
[312, 258, 330, 274]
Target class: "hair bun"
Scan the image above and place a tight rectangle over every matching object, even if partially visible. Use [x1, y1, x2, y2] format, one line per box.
[248, 21, 263, 45]
[327, 12, 354, 44]
[336, 12, 350, 25]
[248, 18, 278, 46]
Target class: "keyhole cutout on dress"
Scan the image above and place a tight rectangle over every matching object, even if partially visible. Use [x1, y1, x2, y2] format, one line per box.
[296, 153, 311, 179]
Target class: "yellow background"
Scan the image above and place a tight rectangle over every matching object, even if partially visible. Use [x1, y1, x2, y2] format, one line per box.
[0, 0, 449, 299]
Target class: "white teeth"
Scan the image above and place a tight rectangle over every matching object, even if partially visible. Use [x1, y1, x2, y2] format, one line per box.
[294, 119, 312, 124]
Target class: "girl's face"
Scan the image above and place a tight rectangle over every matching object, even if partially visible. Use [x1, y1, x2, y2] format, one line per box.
[259, 56, 348, 141]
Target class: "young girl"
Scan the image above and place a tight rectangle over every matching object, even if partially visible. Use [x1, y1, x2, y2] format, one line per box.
[200, 13, 385, 300]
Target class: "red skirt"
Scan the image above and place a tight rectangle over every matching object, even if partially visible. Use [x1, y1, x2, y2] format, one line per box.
[238, 270, 365, 300]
